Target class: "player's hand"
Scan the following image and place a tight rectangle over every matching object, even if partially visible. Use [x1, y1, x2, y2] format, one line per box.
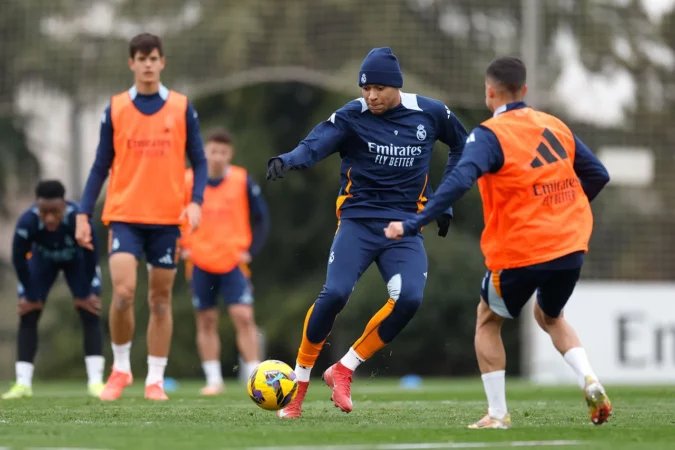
[180, 202, 201, 231]
[266, 158, 288, 181]
[384, 222, 405, 240]
[75, 214, 94, 250]
[240, 250, 252, 264]
[74, 294, 102, 316]
[18, 298, 43, 316]
[436, 213, 451, 238]
[180, 247, 191, 260]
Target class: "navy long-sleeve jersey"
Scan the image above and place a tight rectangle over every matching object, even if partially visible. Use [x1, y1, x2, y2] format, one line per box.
[276, 93, 468, 221]
[403, 102, 610, 268]
[80, 84, 207, 215]
[13, 201, 99, 300]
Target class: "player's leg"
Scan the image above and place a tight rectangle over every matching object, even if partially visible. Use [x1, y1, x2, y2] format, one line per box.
[325, 227, 427, 413]
[64, 258, 105, 397]
[2, 256, 56, 399]
[222, 266, 259, 381]
[100, 223, 143, 401]
[469, 268, 536, 429]
[279, 219, 376, 419]
[143, 226, 181, 400]
[535, 268, 612, 425]
[191, 265, 224, 395]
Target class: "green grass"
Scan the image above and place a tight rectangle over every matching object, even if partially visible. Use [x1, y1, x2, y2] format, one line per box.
[0, 378, 673, 449]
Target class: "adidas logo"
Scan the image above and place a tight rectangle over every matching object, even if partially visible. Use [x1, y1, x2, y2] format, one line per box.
[158, 254, 173, 265]
[530, 128, 568, 168]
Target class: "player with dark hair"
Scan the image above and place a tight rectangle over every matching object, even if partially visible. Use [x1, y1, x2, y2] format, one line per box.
[385, 56, 612, 428]
[3, 180, 104, 399]
[76, 33, 207, 401]
[267, 47, 468, 418]
[181, 127, 270, 395]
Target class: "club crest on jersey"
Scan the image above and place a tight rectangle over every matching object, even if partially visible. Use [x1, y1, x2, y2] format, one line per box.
[361, 73, 367, 84]
[416, 124, 427, 141]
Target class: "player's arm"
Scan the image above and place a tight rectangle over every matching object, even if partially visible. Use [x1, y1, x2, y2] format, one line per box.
[79, 106, 114, 216]
[179, 171, 194, 258]
[247, 176, 270, 257]
[69, 209, 99, 288]
[429, 100, 470, 218]
[185, 103, 207, 206]
[11, 213, 37, 300]
[401, 127, 503, 236]
[572, 135, 610, 202]
[266, 107, 352, 180]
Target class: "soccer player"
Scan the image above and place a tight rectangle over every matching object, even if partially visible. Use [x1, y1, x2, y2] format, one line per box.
[266, 47, 468, 418]
[75, 33, 207, 401]
[181, 127, 270, 395]
[3, 180, 104, 399]
[385, 56, 612, 428]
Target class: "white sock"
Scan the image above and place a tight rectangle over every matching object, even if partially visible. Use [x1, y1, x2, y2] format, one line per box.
[294, 362, 312, 382]
[202, 360, 224, 386]
[112, 342, 132, 373]
[85, 355, 105, 386]
[244, 360, 260, 380]
[16, 362, 34, 387]
[340, 347, 364, 371]
[481, 370, 507, 419]
[146, 356, 168, 386]
[563, 347, 597, 389]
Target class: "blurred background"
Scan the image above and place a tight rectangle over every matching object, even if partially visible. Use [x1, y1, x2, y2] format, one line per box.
[0, 0, 674, 385]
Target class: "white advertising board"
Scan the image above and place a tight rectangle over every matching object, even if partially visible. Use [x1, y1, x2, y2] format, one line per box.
[522, 282, 675, 385]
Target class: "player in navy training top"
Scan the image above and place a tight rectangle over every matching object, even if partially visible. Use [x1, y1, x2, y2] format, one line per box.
[266, 47, 468, 418]
[2, 180, 104, 400]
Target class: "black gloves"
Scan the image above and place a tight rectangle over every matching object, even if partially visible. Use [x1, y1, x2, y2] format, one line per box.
[436, 213, 451, 237]
[266, 158, 288, 181]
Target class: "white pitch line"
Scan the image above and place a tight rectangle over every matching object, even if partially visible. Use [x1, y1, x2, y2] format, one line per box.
[245, 440, 584, 450]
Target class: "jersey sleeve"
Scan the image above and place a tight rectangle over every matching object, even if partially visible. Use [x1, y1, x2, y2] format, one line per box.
[185, 102, 207, 206]
[426, 98, 470, 179]
[572, 135, 610, 202]
[12, 211, 38, 300]
[80, 106, 114, 215]
[403, 126, 503, 235]
[274, 101, 357, 170]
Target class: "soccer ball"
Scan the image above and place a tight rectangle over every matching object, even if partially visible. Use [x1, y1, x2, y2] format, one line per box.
[246, 359, 298, 411]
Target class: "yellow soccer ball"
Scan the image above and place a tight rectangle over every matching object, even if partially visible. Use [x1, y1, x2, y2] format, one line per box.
[247, 359, 298, 411]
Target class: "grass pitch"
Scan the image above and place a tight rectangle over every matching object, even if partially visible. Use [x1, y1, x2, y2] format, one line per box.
[0, 378, 673, 449]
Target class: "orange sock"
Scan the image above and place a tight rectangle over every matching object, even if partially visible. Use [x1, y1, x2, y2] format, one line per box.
[297, 304, 328, 368]
[352, 299, 395, 360]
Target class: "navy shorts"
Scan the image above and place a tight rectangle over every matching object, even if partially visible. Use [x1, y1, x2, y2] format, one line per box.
[108, 222, 181, 269]
[190, 264, 253, 310]
[481, 267, 581, 319]
[18, 253, 102, 302]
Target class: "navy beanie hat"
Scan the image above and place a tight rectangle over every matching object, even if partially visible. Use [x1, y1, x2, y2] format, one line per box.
[358, 47, 403, 88]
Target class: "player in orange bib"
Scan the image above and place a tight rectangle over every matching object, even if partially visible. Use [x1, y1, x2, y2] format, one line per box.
[385, 57, 612, 428]
[75, 33, 207, 401]
[181, 128, 269, 395]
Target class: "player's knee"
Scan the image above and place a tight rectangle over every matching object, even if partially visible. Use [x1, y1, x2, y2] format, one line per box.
[112, 284, 135, 311]
[396, 285, 424, 314]
[534, 303, 560, 331]
[196, 308, 218, 332]
[230, 306, 255, 331]
[317, 284, 352, 312]
[149, 298, 172, 318]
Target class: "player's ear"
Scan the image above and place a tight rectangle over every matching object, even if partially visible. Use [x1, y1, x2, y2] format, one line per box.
[521, 84, 528, 98]
[128, 57, 135, 71]
[159, 56, 167, 70]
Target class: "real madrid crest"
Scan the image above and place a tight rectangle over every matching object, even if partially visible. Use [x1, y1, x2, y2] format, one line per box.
[416, 124, 427, 141]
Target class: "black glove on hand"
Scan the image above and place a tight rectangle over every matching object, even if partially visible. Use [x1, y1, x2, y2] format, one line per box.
[266, 158, 288, 181]
[436, 213, 451, 237]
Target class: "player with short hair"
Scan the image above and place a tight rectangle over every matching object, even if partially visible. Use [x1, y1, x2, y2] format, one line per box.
[267, 47, 468, 418]
[181, 127, 270, 395]
[3, 180, 104, 399]
[76, 33, 207, 401]
[385, 56, 612, 428]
